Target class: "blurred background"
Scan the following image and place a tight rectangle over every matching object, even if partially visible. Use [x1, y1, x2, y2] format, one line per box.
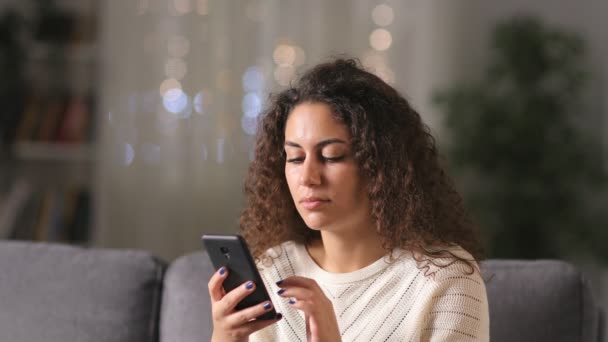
[0, 0, 606, 336]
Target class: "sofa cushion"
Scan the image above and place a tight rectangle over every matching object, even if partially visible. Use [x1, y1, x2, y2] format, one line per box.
[160, 251, 213, 342]
[159, 253, 601, 342]
[0, 241, 165, 342]
[481, 260, 599, 342]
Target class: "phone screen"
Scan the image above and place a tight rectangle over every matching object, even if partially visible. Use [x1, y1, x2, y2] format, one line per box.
[202, 234, 278, 320]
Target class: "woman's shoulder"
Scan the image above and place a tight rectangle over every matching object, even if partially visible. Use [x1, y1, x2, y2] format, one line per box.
[260, 240, 298, 258]
[257, 240, 301, 268]
[394, 244, 483, 284]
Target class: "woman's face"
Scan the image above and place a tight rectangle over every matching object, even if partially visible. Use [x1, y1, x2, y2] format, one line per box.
[284, 102, 372, 234]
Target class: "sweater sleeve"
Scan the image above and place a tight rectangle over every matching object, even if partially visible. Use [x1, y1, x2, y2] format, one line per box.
[420, 263, 490, 342]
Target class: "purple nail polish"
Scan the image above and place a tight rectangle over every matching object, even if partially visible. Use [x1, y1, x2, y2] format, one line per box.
[288, 298, 296, 304]
[276, 280, 283, 286]
[219, 267, 226, 275]
[263, 302, 272, 310]
[246, 281, 254, 290]
[277, 288, 286, 295]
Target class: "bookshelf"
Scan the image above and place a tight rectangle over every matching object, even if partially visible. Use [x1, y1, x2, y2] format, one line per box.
[13, 142, 95, 162]
[0, 0, 98, 245]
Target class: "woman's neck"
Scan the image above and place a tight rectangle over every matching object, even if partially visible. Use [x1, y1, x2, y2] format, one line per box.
[306, 230, 386, 273]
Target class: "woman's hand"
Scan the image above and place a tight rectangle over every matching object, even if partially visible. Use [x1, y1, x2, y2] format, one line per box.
[208, 267, 282, 342]
[276, 276, 341, 342]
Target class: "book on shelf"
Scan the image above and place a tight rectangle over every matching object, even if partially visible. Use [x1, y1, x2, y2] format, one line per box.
[56, 94, 91, 144]
[12, 93, 95, 148]
[0, 180, 32, 239]
[3, 182, 92, 244]
[9, 190, 42, 241]
[37, 95, 67, 142]
[15, 94, 43, 143]
[33, 191, 53, 241]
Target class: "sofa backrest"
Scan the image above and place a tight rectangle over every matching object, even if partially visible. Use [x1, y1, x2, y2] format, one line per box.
[160, 251, 213, 342]
[482, 260, 600, 342]
[0, 241, 165, 342]
[160, 253, 602, 342]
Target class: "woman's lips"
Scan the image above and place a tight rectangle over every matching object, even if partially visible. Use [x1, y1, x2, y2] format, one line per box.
[300, 198, 329, 210]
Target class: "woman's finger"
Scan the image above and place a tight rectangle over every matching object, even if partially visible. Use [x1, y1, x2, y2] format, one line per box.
[230, 313, 283, 337]
[219, 280, 257, 314]
[224, 300, 277, 328]
[276, 275, 317, 289]
[207, 266, 228, 303]
[286, 297, 314, 314]
[276, 285, 314, 301]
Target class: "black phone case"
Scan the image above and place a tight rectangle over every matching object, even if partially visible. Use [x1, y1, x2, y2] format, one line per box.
[202, 234, 277, 320]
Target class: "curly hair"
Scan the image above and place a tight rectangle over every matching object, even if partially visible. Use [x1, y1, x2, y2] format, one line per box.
[240, 58, 483, 273]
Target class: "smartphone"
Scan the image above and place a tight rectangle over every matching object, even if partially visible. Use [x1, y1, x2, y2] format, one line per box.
[202, 234, 278, 320]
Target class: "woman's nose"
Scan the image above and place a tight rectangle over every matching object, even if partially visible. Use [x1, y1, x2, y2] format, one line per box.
[299, 159, 321, 186]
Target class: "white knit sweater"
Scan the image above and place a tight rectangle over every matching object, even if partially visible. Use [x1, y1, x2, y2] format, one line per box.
[250, 241, 489, 342]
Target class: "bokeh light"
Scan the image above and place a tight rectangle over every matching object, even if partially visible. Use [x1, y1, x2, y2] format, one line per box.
[193, 91, 205, 114]
[159, 78, 182, 96]
[167, 35, 190, 58]
[370, 28, 392, 51]
[193, 88, 214, 114]
[122, 143, 135, 166]
[372, 4, 394, 27]
[162, 88, 189, 114]
[273, 44, 296, 66]
[165, 58, 188, 80]
[241, 115, 258, 135]
[242, 92, 262, 118]
[242, 66, 265, 92]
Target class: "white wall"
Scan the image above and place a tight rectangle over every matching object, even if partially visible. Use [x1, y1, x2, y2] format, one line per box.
[95, 0, 467, 260]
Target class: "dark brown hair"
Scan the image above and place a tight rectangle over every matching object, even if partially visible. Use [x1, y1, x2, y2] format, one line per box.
[240, 58, 483, 272]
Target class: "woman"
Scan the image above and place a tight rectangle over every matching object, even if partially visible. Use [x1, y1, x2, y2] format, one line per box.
[208, 59, 489, 341]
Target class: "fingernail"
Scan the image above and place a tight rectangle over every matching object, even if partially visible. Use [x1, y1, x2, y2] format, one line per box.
[288, 298, 296, 304]
[277, 288, 286, 295]
[246, 281, 254, 290]
[219, 267, 226, 275]
[275, 280, 283, 286]
[263, 302, 272, 310]
[276, 313, 283, 320]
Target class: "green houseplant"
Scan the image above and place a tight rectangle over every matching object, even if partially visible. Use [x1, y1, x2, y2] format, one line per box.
[434, 16, 608, 261]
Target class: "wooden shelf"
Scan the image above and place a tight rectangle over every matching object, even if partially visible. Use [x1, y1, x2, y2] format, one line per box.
[13, 142, 96, 162]
[27, 42, 97, 64]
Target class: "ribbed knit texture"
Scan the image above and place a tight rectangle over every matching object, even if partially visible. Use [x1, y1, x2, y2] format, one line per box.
[250, 241, 489, 342]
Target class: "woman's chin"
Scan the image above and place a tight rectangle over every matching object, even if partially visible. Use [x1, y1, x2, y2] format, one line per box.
[302, 217, 327, 231]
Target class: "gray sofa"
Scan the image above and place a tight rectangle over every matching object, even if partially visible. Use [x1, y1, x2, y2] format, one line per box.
[0, 241, 603, 342]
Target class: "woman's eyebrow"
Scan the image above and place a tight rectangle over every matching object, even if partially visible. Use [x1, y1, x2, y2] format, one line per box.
[284, 138, 347, 148]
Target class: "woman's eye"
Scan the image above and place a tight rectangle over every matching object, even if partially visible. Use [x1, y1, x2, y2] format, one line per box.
[323, 156, 345, 162]
[286, 157, 304, 163]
